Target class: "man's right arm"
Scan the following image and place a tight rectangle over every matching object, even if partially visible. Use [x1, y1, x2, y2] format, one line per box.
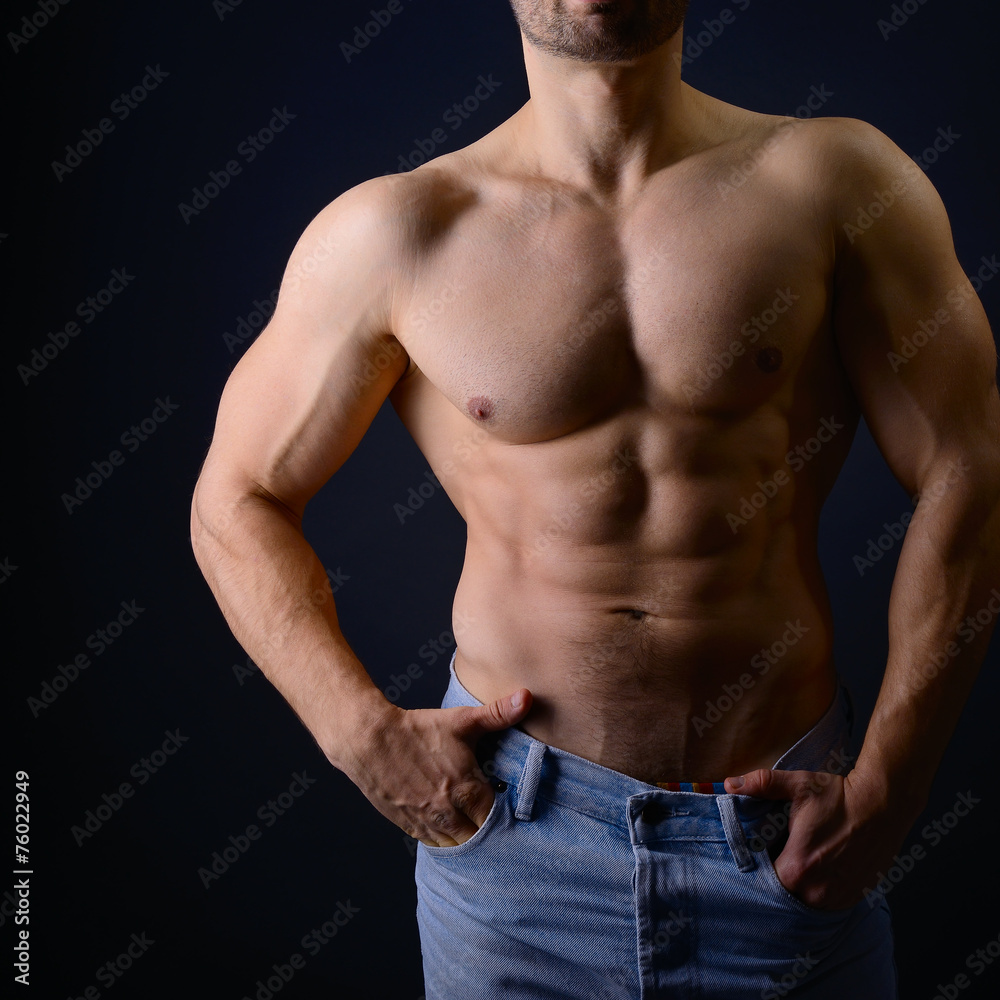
[189, 176, 530, 847]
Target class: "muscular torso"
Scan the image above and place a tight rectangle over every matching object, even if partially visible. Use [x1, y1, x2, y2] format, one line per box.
[386, 98, 862, 784]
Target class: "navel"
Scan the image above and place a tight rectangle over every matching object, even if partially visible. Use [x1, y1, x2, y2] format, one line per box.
[754, 346, 784, 373]
[615, 608, 646, 621]
[466, 395, 494, 420]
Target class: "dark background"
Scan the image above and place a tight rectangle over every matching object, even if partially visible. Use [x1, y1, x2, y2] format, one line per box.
[7, 0, 999, 997]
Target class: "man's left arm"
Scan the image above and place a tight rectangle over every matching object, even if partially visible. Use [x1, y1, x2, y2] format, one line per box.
[725, 118, 1000, 910]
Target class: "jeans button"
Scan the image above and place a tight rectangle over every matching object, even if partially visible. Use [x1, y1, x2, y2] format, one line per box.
[641, 802, 664, 824]
[494, 780, 507, 792]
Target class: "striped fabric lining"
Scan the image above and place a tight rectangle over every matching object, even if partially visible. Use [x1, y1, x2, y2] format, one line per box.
[655, 781, 728, 794]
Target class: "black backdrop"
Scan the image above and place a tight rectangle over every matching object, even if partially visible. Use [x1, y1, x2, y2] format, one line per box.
[7, 1, 999, 997]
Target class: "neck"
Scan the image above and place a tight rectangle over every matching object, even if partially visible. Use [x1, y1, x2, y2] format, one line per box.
[512, 27, 699, 198]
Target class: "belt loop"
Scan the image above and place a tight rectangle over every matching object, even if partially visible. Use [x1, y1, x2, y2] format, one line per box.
[717, 795, 757, 872]
[514, 741, 545, 821]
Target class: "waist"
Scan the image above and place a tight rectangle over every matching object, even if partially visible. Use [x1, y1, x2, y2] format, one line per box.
[442, 649, 855, 820]
[448, 628, 841, 784]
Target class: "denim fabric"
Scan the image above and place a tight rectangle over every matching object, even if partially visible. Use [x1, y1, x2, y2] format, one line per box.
[415, 649, 897, 999]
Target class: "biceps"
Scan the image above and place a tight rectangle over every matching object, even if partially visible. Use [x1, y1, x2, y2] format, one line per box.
[834, 203, 998, 491]
[202, 302, 408, 515]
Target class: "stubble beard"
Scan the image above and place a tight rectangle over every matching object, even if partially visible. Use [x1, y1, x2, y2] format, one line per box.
[509, 0, 690, 63]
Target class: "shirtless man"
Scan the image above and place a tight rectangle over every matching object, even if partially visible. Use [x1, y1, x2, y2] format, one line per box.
[190, 1, 1000, 995]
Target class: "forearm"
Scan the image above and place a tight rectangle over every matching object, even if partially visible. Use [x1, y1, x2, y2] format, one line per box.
[190, 479, 390, 765]
[854, 451, 1000, 813]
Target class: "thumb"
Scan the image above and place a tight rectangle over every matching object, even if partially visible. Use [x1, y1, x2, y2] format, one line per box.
[465, 688, 533, 737]
[724, 767, 801, 799]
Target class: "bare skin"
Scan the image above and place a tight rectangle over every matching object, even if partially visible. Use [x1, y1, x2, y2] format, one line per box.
[190, 2, 1000, 911]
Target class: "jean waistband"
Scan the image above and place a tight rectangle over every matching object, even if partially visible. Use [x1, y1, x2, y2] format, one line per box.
[443, 648, 854, 836]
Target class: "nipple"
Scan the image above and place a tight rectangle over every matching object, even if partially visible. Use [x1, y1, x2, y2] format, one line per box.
[754, 347, 784, 373]
[466, 395, 494, 420]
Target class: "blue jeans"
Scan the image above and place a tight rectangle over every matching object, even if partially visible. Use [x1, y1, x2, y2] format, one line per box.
[415, 650, 898, 999]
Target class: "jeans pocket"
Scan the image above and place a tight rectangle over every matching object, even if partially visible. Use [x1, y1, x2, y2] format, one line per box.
[750, 823, 858, 920]
[420, 782, 508, 859]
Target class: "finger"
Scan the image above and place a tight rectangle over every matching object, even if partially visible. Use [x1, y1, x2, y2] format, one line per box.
[458, 688, 533, 740]
[456, 781, 496, 830]
[423, 801, 482, 847]
[419, 833, 460, 848]
[725, 767, 809, 799]
[415, 780, 496, 846]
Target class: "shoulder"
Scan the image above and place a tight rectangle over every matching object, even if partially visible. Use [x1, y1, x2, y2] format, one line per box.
[722, 113, 916, 184]
[279, 164, 479, 304]
[804, 118, 952, 257]
[325, 147, 486, 236]
[286, 169, 461, 267]
[694, 97, 916, 203]
[730, 114, 948, 249]
[788, 116, 918, 178]
[768, 116, 933, 212]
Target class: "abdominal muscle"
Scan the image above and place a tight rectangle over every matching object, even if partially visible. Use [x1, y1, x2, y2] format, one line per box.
[446, 437, 841, 786]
